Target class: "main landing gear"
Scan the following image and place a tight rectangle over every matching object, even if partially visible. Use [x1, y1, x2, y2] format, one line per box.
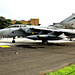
[68, 37, 72, 41]
[42, 40, 48, 45]
[70, 38, 72, 41]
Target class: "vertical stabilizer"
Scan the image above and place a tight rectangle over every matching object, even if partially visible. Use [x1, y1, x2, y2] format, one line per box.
[60, 13, 75, 25]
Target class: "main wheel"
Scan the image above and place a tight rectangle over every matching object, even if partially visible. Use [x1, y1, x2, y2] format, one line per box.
[70, 38, 72, 41]
[42, 40, 48, 45]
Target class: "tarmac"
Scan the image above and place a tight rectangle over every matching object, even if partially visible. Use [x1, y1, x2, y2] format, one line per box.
[0, 38, 75, 75]
[0, 37, 73, 45]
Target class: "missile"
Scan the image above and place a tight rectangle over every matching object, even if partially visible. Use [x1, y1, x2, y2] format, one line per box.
[27, 34, 58, 40]
[27, 35, 39, 40]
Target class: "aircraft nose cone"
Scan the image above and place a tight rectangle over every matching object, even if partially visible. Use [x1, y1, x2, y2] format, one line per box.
[0, 29, 9, 36]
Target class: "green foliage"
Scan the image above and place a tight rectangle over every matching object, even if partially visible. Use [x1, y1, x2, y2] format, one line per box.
[25, 23, 32, 25]
[15, 21, 23, 24]
[46, 64, 75, 75]
[0, 16, 13, 29]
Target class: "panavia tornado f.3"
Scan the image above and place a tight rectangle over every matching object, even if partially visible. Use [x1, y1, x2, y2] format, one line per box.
[0, 13, 75, 44]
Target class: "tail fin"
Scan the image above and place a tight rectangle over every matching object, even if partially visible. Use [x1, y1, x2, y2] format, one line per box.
[60, 13, 75, 25]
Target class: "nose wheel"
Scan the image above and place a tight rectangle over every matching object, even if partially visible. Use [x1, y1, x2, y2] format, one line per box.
[12, 40, 15, 43]
[12, 37, 15, 43]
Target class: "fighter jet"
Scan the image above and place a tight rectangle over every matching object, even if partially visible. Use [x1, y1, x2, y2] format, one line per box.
[27, 27, 75, 44]
[0, 13, 75, 44]
[0, 24, 49, 43]
[26, 13, 75, 44]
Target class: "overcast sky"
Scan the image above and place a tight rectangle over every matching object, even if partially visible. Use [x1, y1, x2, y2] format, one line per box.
[0, 0, 75, 26]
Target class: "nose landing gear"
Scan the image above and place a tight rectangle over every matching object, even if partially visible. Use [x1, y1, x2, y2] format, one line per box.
[12, 37, 15, 43]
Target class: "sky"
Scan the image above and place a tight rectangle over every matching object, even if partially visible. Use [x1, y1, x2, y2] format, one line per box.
[0, 0, 75, 26]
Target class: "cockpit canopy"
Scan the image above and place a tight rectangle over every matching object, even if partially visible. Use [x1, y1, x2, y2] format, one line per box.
[7, 24, 27, 28]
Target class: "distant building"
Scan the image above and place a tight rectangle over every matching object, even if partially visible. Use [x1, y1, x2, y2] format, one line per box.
[12, 19, 39, 25]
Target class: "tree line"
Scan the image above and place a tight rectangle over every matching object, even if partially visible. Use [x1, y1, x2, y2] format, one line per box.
[0, 16, 32, 29]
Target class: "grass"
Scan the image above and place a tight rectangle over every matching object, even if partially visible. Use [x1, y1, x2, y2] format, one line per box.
[46, 64, 75, 75]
